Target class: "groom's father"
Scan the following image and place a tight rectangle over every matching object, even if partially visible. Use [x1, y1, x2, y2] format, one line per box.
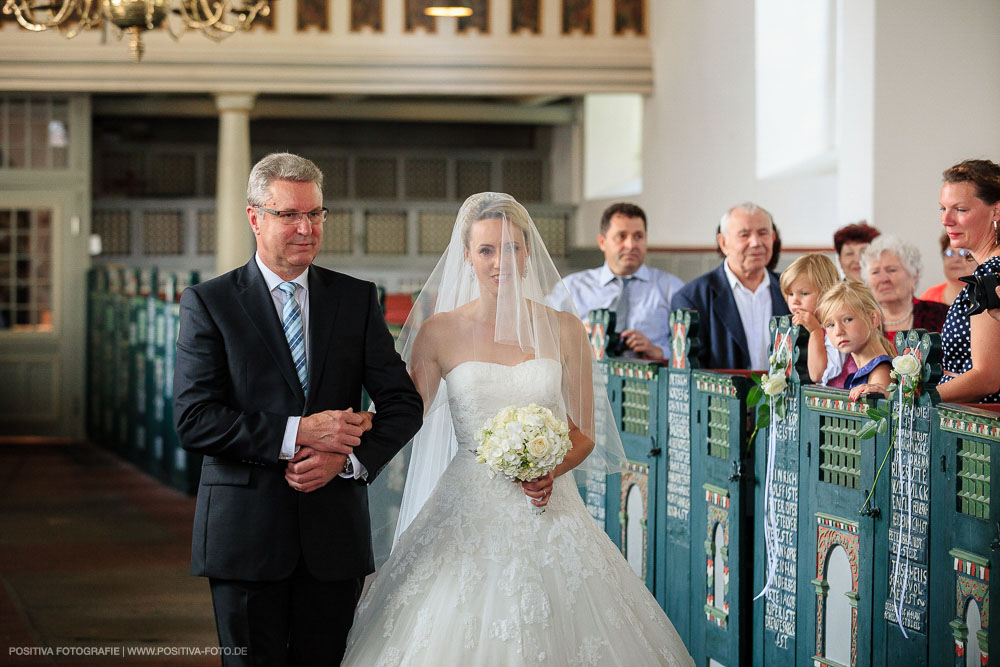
[174, 153, 422, 665]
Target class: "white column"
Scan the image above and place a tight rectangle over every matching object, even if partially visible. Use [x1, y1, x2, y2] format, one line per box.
[214, 93, 256, 275]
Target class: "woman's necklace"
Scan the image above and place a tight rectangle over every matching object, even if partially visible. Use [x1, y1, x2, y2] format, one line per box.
[883, 308, 914, 327]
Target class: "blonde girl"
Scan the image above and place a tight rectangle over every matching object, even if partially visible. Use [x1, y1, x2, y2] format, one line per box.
[816, 281, 895, 401]
[780, 254, 842, 386]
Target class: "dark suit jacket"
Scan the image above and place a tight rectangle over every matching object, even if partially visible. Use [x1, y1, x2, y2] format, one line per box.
[671, 263, 789, 370]
[173, 259, 422, 583]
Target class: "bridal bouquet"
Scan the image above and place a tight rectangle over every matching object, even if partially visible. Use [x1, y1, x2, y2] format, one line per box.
[474, 404, 571, 498]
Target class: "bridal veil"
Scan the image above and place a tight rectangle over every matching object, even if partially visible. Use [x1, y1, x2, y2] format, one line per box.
[369, 192, 627, 560]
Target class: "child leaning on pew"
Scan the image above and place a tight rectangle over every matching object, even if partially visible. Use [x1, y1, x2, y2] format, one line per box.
[779, 254, 845, 386]
[816, 280, 896, 401]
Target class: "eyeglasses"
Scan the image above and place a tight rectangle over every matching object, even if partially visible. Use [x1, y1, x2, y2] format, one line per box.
[943, 248, 972, 258]
[256, 206, 329, 225]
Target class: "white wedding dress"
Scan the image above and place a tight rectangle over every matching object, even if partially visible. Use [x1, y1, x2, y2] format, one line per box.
[342, 359, 693, 666]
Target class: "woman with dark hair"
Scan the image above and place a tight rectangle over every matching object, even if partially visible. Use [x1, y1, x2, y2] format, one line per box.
[833, 221, 881, 282]
[920, 232, 975, 306]
[936, 159, 1000, 404]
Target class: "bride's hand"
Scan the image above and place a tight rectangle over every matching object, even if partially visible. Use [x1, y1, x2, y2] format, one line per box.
[522, 472, 554, 507]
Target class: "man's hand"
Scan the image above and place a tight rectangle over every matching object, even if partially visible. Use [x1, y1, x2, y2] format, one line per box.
[296, 408, 366, 454]
[522, 472, 554, 507]
[285, 446, 346, 493]
[620, 329, 663, 359]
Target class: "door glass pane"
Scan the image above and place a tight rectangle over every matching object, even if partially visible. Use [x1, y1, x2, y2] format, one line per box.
[0, 206, 54, 331]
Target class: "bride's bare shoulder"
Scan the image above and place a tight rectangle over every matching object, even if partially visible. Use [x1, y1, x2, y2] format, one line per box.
[415, 309, 468, 343]
[531, 300, 586, 333]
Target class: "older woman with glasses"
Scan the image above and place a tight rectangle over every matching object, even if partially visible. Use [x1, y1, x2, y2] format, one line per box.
[920, 232, 975, 306]
[861, 234, 949, 344]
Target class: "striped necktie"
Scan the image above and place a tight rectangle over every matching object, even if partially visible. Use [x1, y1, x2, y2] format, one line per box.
[616, 276, 631, 332]
[277, 281, 308, 395]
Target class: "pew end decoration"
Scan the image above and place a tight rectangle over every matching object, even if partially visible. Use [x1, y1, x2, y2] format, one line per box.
[588, 308, 616, 361]
[669, 309, 700, 370]
[855, 329, 942, 640]
[856, 330, 942, 515]
[751, 316, 810, 602]
[746, 316, 810, 454]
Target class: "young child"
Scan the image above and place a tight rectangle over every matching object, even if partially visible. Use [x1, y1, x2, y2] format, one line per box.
[816, 281, 896, 401]
[779, 254, 844, 386]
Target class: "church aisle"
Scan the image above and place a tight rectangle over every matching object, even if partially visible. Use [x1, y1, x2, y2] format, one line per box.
[0, 441, 216, 665]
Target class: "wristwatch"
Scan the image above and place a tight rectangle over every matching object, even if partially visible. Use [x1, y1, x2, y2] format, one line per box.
[343, 456, 355, 477]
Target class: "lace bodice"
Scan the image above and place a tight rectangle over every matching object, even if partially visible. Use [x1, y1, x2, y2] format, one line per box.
[445, 359, 566, 447]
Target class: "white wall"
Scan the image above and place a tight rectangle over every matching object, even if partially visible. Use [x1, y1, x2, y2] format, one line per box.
[870, 0, 1000, 289]
[583, 94, 643, 200]
[573, 0, 1000, 290]
[572, 0, 839, 253]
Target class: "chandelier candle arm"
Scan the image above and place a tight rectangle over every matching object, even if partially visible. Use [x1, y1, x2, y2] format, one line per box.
[3, 0, 269, 60]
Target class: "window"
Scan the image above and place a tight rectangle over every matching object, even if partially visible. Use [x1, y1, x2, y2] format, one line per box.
[755, 0, 836, 177]
[0, 207, 53, 330]
[0, 96, 70, 170]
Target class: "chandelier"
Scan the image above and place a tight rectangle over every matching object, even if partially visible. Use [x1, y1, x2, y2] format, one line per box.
[2, 0, 269, 62]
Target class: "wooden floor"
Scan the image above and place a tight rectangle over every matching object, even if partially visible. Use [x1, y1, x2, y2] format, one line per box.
[0, 441, 217, 665]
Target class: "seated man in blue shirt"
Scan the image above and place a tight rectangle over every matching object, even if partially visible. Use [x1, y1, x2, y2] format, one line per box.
[556, 202, 684, 360]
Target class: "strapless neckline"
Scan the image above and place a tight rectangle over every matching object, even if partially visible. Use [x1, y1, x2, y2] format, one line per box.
[444, 357, 559, 381]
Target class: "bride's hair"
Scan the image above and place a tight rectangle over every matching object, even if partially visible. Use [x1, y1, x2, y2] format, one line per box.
[460, 196, 533, 250]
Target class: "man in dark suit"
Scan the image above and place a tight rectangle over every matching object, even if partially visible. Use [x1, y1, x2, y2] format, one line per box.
[173, 153, 423, 665]
[671, 203, 789, 369]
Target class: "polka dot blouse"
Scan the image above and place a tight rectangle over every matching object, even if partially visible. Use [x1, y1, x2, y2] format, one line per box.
[938, 255, 1000, 403]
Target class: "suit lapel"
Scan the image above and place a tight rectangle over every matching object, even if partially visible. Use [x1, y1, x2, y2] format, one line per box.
[768, 272, 791, 316]
[710, 264, 749, 360]
[236, 260, 306, 404]
[305, 266, 339, 411]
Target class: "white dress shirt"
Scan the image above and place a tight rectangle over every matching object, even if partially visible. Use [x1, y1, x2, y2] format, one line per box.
[555, 263, 684, 358]
[723, 260, 772, 371]
[255, 253, 364, 479]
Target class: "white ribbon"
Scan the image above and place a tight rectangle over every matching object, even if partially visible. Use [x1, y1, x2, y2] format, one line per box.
[755, 336, 793, 603]
[754, 393, 780, 602]
[890, 386, 915, 638]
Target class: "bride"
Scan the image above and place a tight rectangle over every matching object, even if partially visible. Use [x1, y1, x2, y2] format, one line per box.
[342, 193, 693, 666]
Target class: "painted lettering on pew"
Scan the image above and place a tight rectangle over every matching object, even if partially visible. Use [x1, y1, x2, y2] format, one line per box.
[667, 371, 691, 527]
[764, 393, 799, 650]
[883, 404, 931, 633]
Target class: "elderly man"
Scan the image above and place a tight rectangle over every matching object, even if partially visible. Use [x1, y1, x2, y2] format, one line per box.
[671, 203, 789, 369]
[558, 202, 684, 359]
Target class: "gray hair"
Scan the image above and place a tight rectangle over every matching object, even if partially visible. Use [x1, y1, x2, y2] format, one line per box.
[246, 153, 324, 207]
[719, 202, 774, 236]
[859, 234, 922, 284]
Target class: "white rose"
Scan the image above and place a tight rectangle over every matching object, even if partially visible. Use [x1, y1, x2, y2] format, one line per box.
[527, 436, 550, 458]
[760, 372, 787, 397]
[892, 354, 920, 378]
